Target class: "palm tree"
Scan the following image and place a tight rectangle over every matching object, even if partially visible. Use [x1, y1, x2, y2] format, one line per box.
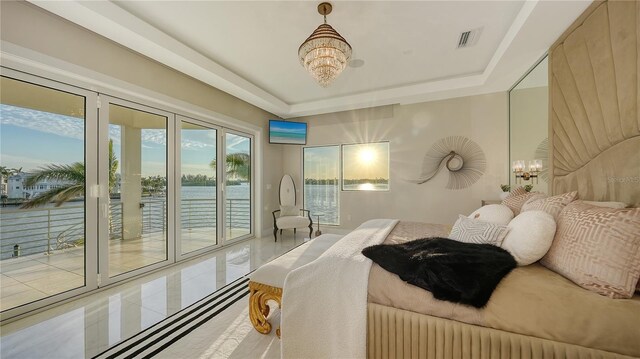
[0, 166, 20, 205]
[0, 166, 21, 178]
[209, 153, 251, 181]
[21, 140, 118, 208]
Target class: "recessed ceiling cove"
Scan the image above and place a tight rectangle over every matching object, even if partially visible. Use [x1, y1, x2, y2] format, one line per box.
[28, 1, 592, 118]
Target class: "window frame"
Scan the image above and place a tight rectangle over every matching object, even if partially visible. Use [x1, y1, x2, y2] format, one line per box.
[302, 144, 341, 226]
[341, 141, 391, 192]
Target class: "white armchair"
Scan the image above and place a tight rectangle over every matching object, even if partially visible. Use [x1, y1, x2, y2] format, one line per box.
[272, 174, 313, 241]
[272, 207, 313, 241]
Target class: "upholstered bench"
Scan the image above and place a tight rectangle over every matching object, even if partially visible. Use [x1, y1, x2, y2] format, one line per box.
[248, 234, 344, 337]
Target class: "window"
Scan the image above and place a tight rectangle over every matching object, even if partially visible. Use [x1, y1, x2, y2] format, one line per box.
[342, 142, 390, 191]
[303, 146, 340, 225]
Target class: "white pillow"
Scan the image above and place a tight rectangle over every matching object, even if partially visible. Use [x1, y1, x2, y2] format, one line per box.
[449, 215, 509, 246]
[280, 205, 299, 216]
[468, 204, 514, 225]
[501, 210, 556, 266]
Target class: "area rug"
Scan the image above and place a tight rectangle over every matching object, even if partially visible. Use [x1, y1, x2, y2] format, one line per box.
[93, 276, 281, 358]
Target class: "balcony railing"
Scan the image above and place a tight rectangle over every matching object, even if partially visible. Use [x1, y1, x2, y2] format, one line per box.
[0, 198, 250, 259]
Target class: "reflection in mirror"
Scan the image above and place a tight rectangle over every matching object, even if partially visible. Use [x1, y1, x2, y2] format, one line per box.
[509, 56, 549, 193]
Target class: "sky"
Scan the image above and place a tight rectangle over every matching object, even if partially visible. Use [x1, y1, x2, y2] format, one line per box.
[0, 104, 250, 178]
[303, 143, 390, 180]
[342, 142, 389, 180]
[304, 146, 340, 179]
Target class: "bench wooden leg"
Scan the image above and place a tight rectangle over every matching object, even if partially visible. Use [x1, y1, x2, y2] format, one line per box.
[248, 281, 283, 336]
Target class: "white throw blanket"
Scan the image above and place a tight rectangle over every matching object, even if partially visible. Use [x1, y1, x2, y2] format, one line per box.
[280, 219, 399, 359]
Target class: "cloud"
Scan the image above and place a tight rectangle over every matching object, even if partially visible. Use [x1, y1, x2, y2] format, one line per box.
[226, 134, 250, 154]
[0, 104, 84, 140]
[2, 105, 225, 162]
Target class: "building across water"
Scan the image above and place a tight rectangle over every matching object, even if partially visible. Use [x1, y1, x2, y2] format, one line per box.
[6, 173, 72, 200]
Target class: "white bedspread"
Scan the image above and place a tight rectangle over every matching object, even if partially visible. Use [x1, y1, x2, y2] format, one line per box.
[280, 219, 399, 359]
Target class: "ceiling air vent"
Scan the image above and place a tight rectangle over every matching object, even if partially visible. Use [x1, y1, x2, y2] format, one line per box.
[457, 29, 481, 48]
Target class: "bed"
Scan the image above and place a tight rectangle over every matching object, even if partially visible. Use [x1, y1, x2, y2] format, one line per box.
[367, 222, 640, 358]
[280, 1, 640, 357]
[362, 1, 640, 356]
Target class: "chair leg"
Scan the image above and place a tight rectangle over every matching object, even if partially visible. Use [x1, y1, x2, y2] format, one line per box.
[280, 229, 283, 235]
[273, 228, 278, 242]
[294, 228, 296, 234]
[309, 224, 313, 238]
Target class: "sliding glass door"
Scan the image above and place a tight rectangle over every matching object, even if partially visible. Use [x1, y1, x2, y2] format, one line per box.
[0, 70, 98, 317]
[0, 68, 255, 318]
[98, 97, 174, 283]
[224, 131, 252, 242]
[178, 118, 219, 256]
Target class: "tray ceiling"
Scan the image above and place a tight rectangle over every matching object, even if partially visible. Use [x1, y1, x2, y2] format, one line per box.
[28, 1, 592, 118]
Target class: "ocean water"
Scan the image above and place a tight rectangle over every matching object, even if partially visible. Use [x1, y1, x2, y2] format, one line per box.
[0, 183, 343, 258]
[303, 184, 339, 225]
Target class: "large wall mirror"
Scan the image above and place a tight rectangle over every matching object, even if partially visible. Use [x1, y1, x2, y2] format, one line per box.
[509, 56, 548, 193]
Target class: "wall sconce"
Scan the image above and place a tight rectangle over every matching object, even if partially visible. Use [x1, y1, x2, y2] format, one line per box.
[513, 159, 542, 184]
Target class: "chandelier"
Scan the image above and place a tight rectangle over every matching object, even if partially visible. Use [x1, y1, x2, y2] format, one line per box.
[298, 2, 352, 87]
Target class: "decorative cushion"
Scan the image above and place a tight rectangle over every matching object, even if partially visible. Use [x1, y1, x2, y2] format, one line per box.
[449, 215, 509, 246]
[276, 215, 310, 229]
[501, 191, 546, 216]
[583, 200, 628, 209]
[280, 205, 300, 216]
[468, 204, 514, 225]
[521, 191, 577, 220]
[540, 201, 640, 298]
[501, 211, 556, 266]
[510, 186, 528, 196]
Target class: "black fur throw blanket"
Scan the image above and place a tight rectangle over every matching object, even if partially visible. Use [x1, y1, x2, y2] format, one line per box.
[362, 237, 517, 308]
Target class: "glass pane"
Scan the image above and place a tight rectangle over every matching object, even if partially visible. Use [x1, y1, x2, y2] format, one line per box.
[225, 133, 251, 240]
[303, 146, 340, 225]
[180, 121, 217, 254]
[342, 142, 390, 191]
[0, 76, 86, 311]
[108, 104, 167, 277]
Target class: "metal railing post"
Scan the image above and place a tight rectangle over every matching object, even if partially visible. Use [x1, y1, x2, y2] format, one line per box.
[228, 199, 233, 237]
[120, 202, 124, 240]
[188, 199, 192, 230]
[46, 209, 51, 255]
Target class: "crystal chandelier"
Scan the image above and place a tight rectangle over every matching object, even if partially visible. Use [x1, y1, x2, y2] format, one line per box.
[298, 2, 352, 87]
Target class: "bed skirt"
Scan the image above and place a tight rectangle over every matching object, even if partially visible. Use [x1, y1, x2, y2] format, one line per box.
[367, 303, 632, 359]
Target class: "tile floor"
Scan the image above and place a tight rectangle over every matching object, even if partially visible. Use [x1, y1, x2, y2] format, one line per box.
[0, 228, 251, 311]
[0, 232, 307, 359]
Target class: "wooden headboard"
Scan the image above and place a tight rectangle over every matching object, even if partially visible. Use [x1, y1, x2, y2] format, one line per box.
[548, 0, 640, 206]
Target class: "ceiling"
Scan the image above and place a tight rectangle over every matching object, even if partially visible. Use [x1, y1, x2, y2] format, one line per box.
[29, 1, 592, 118]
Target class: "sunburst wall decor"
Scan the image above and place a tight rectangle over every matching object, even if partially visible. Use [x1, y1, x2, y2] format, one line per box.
[409, 136, 486, 190]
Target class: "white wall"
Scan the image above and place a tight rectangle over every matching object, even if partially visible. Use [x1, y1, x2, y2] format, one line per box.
[283, 92, 509, 229]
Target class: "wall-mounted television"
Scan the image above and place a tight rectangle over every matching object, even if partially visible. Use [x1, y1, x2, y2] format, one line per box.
[269, 120, 307, 145]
